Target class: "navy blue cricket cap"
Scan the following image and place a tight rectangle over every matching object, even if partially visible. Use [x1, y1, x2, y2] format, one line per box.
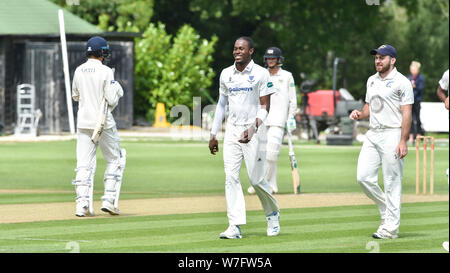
[370, 44, 397, 58]
[86, 36, 109, 52]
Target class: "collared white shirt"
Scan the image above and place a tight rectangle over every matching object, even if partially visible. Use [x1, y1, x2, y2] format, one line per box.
[265, 67, 297, 127]
[219, 60, 275, 125]
[72, 59, 118, 130]
[365, 67, 414, 129]
[439, 69, 449, 94]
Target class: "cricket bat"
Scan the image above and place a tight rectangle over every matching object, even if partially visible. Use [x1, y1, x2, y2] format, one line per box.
[287, 131, 301, 194]
[91, 97, 108, 144]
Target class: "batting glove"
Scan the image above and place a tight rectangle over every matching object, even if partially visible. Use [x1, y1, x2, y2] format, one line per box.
[286, 116, 296, 132]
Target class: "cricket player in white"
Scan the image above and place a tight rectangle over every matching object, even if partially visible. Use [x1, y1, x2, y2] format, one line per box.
[436, 69, 449, 110]
[209, 37, 280, 239]
[436, 69, 449, 252]
[350, 45, 413, 239]
[248, 47, 297, 194]
[72, 36, 126, 217]
[437, 69, 449, 184]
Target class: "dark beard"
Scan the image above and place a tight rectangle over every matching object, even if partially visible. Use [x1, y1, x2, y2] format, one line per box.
[379, 64, 391, 74]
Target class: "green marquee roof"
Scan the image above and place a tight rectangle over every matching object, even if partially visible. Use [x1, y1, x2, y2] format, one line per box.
[0, 0, 102, 35]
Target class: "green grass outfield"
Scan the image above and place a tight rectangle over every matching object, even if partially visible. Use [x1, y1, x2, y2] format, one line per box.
[0, 139, 448, 253]
[0, 139, 448, 203]
[0, 202, 447, 253]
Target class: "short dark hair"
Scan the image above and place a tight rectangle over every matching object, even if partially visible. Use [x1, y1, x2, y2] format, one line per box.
[237, 36, 254, 49]
[87, 51, 103, 58]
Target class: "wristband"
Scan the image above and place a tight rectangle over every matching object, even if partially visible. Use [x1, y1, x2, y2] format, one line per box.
[256, 108, 268, 123]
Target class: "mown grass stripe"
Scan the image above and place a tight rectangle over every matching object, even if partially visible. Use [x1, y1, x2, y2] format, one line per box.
[1, 210, 445, 244]
[0, 201, 446, 253]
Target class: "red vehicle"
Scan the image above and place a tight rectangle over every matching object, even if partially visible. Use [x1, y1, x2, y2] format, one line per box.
[306, 89, 341, 120]
[297, 58, 364, 145]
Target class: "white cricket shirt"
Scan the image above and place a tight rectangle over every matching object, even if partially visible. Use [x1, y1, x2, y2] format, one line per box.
[365, 67, 414, 129]
[219, 60, 275, 125]
[72, 59, 119, 130]
[265, 68, 297, 127]
[439, 69, 449, 93]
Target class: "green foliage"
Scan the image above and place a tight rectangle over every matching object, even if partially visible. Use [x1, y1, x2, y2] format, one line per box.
[134, 23, 218, 120]
[51, 0, 218, 122]
[383, 0, 449, 101]
[51, 0, 154, 32]
[187, 0, 386, 100]
[51, 0, 449, 116]
[184, 0, 449, 101]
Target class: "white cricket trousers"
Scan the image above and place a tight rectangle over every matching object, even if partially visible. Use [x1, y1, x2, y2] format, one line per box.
[265, 126, 285, 192]
[75, 127, 121, 205]
[357, 128, 404, 233]
[223, 123, 280, 226]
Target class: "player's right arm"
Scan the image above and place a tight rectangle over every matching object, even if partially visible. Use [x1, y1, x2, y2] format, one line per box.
[209, 71, 229, 155]
[350, 77, 372, 120]
[350, 103, 370, 120]
[209, 94, 228, 155]
[437, 70, 449, 110]
[437, 86, 449, 110]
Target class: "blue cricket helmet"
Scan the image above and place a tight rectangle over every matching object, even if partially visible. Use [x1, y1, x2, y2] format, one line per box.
[86, 36, 110, 58]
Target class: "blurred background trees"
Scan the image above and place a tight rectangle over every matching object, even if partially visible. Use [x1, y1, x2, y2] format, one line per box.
[53, 0, 449, 123]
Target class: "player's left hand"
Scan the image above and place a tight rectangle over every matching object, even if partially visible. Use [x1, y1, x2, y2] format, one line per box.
[395, 140, 408, 159]
[239, 125, 256, 143]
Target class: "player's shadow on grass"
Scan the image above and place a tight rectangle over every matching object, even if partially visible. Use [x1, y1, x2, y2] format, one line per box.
[242, 232, 288, 239]
[396, 233, 424, 238]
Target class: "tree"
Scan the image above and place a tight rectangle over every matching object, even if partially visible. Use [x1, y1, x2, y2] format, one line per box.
[51, 0, 154, 32]
[388, 0, 449, 101]
[51, 0, 218, 123]
[134, 23, 218, 121]
[161, 0, 386, 100]
[54, 0, 449, 111]
[157, 0, 449, 102]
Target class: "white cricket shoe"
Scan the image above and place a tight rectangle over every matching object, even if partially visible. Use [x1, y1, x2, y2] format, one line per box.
[219, 225, 242, 239]
[443, 241, 449, 252]
[75, 203, 90, 217]
[247, 186, 256, 195]
[372, 228, 398, 239]
[267, 212, 280, 236]
[101, 200, 120, 215]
